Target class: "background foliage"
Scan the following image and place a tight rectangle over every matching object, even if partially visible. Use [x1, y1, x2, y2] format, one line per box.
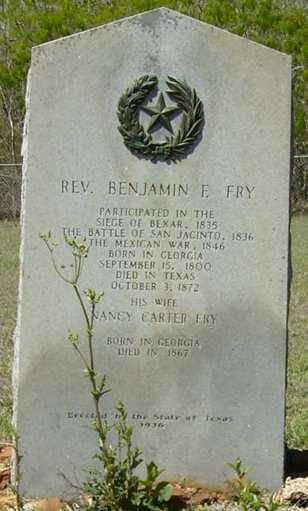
[0, 0, 307, 165]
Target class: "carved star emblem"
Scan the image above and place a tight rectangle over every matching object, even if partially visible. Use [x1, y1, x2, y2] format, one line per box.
[141, 92, 181, 134]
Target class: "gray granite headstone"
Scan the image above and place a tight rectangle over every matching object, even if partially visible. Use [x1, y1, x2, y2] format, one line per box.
[14, 8, 292, 497]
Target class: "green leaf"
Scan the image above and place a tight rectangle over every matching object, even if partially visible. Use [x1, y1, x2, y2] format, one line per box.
[157, 482, 172, 502]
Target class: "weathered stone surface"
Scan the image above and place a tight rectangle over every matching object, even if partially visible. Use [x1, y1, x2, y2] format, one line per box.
[14, 8, 292, 497]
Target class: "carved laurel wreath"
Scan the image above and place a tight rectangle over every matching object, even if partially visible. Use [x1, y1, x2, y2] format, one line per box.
[117, 75, 204, 162]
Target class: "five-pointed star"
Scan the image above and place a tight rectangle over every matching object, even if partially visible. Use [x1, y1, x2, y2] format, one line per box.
[141, 92, 181, 134]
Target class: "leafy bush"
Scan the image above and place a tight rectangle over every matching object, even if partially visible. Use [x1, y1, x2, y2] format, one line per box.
[229, 458, 283, 511]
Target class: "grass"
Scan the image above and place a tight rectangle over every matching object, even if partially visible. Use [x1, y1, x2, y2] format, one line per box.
[0, 220, 20, 440]
[286, 215, 308, 449]
[0, 217, 307, 449]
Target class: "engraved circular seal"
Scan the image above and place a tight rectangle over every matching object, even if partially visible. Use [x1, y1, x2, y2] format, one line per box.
[117, 75, 204, 162]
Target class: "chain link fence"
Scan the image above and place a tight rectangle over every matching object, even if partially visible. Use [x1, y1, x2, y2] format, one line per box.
[0, 157, 307, 220]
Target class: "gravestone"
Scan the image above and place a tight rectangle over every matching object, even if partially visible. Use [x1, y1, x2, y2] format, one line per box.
[14, 8, 292, 497]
